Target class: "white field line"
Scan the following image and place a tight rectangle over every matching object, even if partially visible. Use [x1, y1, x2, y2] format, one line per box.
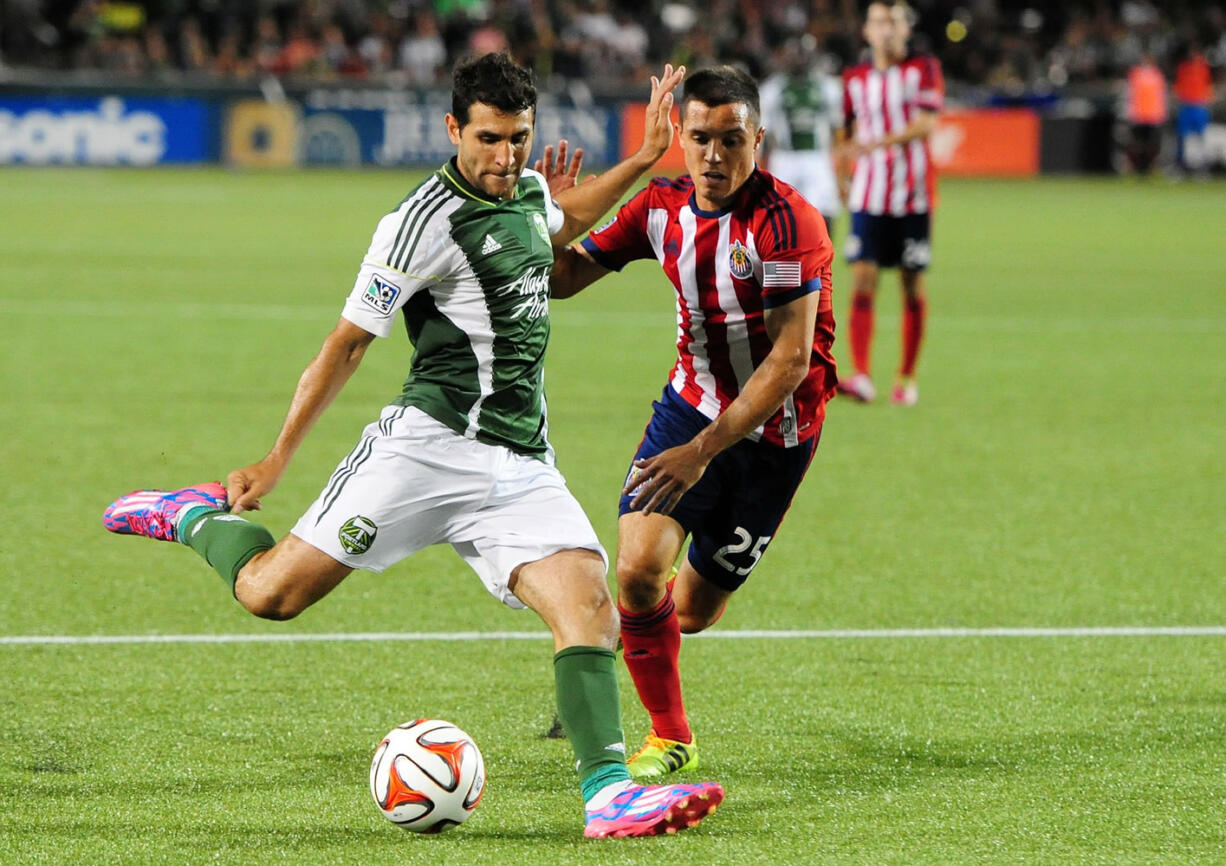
[2, 626, 1226, 647]
[0, 300, 1224, 333]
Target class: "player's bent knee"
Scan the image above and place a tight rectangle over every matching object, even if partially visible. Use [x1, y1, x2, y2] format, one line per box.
[515, 548, 618, 649]
[237, 593, 300, 621]
[616, 553, 671, 606]
[617, 563, 669, 610]
[587, 592, 619, 643]
[571, 555, 618, 637]
[235, 583, 304, 621]
[234, 560, 309, 621]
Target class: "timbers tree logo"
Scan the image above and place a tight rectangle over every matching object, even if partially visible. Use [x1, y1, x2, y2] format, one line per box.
[531, 212, 551, 246]
[338, 515, 378, 554]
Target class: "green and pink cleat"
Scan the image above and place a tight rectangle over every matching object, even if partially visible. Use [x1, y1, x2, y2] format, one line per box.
[583, 780, 723, 838]
[103, 483, 228, 542]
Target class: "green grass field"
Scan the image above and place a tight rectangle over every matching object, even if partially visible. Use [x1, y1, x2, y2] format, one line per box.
[1, 168, 1224, 864]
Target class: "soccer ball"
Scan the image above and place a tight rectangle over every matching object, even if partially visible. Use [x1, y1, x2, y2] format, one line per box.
[369, 718, 485, 834]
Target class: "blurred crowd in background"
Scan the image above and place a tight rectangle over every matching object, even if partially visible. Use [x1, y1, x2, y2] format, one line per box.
[1, 0, 1223, 98]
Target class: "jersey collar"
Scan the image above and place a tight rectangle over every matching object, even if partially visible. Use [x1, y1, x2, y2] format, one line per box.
[687, 167, 766, 218]
[439, 157, 518, 205]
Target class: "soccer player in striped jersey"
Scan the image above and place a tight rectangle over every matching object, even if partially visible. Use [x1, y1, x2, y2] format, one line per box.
[103, 53, 726, 839]
[551, 66, 837, 780]
[837, 0, 943, 406]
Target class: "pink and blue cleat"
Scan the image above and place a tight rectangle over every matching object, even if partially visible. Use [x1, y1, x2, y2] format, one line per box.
[583, 781, 724, 838]
[103, 482, 228, 542]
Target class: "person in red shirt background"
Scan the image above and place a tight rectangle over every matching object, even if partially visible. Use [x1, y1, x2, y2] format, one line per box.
[1125, 51, 1168, 175]
[1173, 43, 1214, 176]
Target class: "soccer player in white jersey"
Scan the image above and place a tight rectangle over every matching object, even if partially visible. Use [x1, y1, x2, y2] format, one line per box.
[103, 54, 725, 839]
[760, 37, 844, 235]
[838, 0, 943, 406]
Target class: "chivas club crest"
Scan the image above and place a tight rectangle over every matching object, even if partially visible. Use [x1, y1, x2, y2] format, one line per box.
[729, 239, 753, 279]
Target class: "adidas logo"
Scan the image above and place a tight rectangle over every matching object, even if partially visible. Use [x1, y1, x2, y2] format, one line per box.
[481, 234, 502, 255]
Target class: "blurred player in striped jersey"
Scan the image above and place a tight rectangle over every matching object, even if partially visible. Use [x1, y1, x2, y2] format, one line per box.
[837, 0, 943, 406]
[550, 66, 837, 779]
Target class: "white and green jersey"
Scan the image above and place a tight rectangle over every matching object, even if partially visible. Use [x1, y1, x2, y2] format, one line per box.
[760, 70, 843, 154]
[341, 160, 563, 458]
[760, 70, 845, 216]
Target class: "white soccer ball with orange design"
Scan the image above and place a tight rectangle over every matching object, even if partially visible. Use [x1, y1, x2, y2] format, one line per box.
[369, 719, 485, 833]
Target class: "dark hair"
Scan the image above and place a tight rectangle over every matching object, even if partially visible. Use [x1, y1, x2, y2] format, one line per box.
[680, 66, 761, 125]
[865, 0, 916, 26]
[451, 53, 537, 127]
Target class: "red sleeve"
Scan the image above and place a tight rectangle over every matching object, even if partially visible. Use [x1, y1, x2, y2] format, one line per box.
[579, 182, 656, 272]
[917, 56, 944, 112]
[757, 192, 833, 310]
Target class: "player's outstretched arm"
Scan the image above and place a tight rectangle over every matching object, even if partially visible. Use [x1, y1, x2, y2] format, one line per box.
[550, 243, 610, 300]
[227, 318, 376, 514]
[549, 64, 685, 248]
[624, 291, 820, 516]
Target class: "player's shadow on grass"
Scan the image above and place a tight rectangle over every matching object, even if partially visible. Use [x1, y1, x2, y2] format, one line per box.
[732, 721, 1151, 803]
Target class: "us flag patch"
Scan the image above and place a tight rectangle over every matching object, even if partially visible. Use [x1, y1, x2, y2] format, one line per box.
[762, 261, 802, 287]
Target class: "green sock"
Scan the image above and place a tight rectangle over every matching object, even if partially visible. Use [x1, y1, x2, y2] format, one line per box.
[553, 646, 632, 801]
[179, 509, 274, 594]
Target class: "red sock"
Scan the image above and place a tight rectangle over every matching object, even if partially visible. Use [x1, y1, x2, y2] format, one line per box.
[900, 293, 927, 378]
[849, 290, 875, 376]
[618, 593, 691, 743]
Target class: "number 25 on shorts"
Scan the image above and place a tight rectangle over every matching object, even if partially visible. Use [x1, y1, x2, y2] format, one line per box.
[713, 527, 771, 577]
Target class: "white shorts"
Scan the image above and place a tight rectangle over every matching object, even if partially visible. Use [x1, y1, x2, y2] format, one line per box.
[291, 406, 607, 609]
[769, 149, 841, 218]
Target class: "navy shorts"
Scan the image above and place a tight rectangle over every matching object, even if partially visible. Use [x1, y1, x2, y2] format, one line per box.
[619, 386, 817, 591]
[845, 211, 932, 271]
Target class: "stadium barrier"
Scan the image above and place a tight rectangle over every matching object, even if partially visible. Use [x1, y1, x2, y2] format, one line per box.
[0, 93, 219, 164]
[0, 85, 620, 168]
[929, 108, 1040, 177]
[2, 83, 1222, 175]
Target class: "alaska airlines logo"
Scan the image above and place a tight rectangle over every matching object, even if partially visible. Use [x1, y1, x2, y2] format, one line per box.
[729, 239, 753, 279]
[500, 265, 550, 321]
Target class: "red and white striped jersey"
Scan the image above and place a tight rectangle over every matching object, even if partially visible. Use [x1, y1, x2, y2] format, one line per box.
[843, 53, 944, 215]
[580, 170, 837, 448]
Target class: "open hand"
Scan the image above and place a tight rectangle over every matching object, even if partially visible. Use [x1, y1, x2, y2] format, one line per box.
[637, 63, 687, 162]
[534, 139, 586, 196]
